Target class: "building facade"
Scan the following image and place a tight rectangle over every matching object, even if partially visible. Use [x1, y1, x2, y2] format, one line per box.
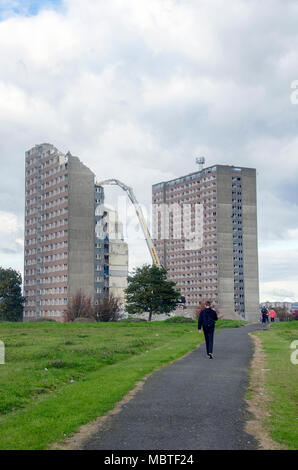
[94, 184, 106, 301]
[152, 165, 259, 322]
[24, 143, 128, 321]
[95, 207, 128, 306]
[94, 203, 128, 306]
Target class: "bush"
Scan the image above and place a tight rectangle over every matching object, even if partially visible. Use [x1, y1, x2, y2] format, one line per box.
[291, 310, 298, 321]
[194, 300, 219, 319]
[164, 316, 195, 323]
[119, 317, 147, 323]
[274, 307, 294, 322]
[64, 290, 94, 322]
[94, 293, 122, 322]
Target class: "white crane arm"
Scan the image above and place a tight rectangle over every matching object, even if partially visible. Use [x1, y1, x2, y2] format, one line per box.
[95, 179, 161, 267]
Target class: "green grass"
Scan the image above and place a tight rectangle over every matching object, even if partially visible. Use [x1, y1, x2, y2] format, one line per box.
[0, 318, 243, 450]
[216, 319, 248, 328]
[254, 322, 298, 450]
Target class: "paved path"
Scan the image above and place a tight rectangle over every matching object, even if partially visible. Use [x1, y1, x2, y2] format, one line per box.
[82, 324, 263, 450]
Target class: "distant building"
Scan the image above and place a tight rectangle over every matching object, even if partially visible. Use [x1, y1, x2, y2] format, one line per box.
[260, 301, 297, 312]
[24, 143, 128, 321]
[152, 165, 260, 322]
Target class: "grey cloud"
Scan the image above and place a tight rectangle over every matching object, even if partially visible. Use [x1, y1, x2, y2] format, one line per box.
[263, 288, 296, 302]
[259, 250, 298, 282]
[0, 247, 22, 255]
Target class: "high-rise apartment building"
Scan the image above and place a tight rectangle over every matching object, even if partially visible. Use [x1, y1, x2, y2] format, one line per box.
[152, 165, 259, 322]
[24, 143, 128, 321]
[94, 184, 106, 300]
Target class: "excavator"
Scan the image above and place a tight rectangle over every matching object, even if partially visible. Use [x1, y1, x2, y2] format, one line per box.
[95, 179, 161, 267]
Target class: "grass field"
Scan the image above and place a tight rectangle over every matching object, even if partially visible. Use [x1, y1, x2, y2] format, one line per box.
[0, 318, 244, 450]
[253, 322, 298, 450]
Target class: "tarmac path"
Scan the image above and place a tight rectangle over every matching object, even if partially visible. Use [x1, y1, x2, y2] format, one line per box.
[82, 324, 263, 450]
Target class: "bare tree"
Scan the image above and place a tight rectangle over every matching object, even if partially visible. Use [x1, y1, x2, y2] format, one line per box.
[292, 310, 298, 321]
[64, 290, 94, 322]
[274, 306, 293, 322]
[94, 293, 122, 322]
[195, 299, 221, 320]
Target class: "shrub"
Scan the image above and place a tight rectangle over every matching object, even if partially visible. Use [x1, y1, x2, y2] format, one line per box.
[164, 316, 195, 323]
[94, 293, 122, 322]
[274, 307, 294, 322]
[291, 310, 298, 321]
[119, 317, 147, 323]
[194, 300, 220, 320]
[64, 290, 94, 322]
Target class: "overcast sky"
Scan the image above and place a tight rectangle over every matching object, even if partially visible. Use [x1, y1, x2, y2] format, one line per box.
[0, 0, 297, 302]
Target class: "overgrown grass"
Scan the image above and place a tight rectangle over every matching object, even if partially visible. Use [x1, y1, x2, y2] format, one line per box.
[253, 322, 298, 450]
[0, 319, 244, 450]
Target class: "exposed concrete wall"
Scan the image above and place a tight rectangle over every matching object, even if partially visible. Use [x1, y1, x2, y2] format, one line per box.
[109, 240, 128, 307]
[101, 209, 129, 307]
[216, 166, 239, 319]
[242, 168, 260, 322]
[68, 155, 95, 300]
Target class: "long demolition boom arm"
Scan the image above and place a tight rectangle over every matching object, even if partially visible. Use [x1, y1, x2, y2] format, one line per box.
[95, 179, 161, 267]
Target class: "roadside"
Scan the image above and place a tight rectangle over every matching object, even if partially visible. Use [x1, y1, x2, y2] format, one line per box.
[246, 333, 285, 450]
[247, 322, 298, 450]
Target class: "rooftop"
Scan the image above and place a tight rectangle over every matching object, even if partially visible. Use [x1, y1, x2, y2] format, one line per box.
[152, 164, 256, 189]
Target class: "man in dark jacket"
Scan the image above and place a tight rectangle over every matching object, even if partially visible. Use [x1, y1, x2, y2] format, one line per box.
[261, 307, 268, 326]
[198, 301, 218, 359]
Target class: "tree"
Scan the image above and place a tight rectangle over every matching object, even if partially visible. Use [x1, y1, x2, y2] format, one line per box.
[0, 267, 24, 322]
[273, 306, 293, 322]
[125, 264, 182, 321]
[64, 290, 94, 322]
[94, 292, 122, 322]
[292, 310, 298, 321]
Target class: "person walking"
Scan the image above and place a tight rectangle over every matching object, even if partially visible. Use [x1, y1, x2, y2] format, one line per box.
[261, 306, 268, 326]
[266, 309, 270, 323]
[269, 308, 277, 323]
[198, 301, 218, 359]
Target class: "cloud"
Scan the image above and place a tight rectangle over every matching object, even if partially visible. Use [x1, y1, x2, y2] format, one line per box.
[288, 228, 298, 240]
[0, 0, 297, 300]
[260, 282, 298, 303]
[259, 249, 298, 282]
[258, 246, 298, 301]
[0, 211, 24, 256]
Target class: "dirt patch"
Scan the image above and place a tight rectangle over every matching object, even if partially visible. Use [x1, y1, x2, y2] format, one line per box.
[246, 333, 285, 450]
[50, 346, 199, 450]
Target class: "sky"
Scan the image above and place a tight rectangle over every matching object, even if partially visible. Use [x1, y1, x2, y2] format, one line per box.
[0, 0, 297, 302]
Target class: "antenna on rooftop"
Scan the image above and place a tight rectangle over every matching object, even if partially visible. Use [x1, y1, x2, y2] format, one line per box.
[196, 156, 205, 171]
